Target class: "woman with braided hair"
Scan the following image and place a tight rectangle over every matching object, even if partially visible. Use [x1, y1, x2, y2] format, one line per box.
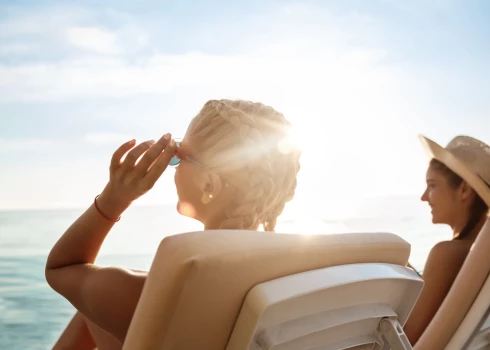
[45, 99, 301, 349]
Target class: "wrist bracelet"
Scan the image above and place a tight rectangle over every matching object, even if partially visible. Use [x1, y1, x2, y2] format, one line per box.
[94, 195, 121, 222]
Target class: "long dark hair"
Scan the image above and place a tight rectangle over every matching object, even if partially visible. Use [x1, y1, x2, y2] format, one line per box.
[429, 159, 489, 239]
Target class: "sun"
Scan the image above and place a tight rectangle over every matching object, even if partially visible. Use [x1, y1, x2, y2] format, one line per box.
[276, 122, 308, 156]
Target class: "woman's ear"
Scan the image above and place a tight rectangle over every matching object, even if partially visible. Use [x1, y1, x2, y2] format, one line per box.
[460, 181, 476, 201]
[200, 173, 223, 204]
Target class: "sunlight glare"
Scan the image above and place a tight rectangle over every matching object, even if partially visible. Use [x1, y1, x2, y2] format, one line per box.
[177, 201, 196, 218]
[277, 126, 300, 155]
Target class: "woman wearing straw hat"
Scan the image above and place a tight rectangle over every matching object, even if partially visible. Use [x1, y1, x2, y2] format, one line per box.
[404, 135, 490, 344]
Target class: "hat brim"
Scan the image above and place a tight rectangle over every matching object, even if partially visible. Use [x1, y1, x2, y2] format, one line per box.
[419, 135, 490, 207]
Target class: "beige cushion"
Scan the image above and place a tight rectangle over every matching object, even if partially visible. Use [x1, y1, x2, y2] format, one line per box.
[123, 230, 410, 350]
[227, 263, 422, 350]
[415, 218, 490, 349]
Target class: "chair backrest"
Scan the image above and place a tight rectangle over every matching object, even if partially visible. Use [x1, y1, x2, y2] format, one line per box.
[466, 312, 490, 350]
[226, 262, 423, 350]
[448, 273, 490, 350]
[415, 218, 490, 350]
[123, 230, 412, 350]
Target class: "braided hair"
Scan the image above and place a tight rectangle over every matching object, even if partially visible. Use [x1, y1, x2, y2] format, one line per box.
[186, 99, 301, 232]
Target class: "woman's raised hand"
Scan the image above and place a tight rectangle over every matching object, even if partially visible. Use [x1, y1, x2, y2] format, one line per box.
[97, 133, 176, 217]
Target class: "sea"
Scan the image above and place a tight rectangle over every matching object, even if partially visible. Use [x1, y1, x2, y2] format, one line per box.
[0, 196, 451, 349]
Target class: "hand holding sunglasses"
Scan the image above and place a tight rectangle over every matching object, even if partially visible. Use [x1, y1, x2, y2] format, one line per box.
[169, 139, 203, 167]
[95, 133, 177, 219]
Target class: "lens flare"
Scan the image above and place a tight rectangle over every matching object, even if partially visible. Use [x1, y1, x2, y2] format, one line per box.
[277, 139, 295, 155]
[277, 128, 299, 155]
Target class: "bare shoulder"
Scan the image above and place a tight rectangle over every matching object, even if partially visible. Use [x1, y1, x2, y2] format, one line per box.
[424, 240, 471, 277]
[428, 240, 471, 261]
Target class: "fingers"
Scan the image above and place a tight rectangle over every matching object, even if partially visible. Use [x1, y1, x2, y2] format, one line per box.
[143, 138, 177, 187]
[135, 133, 171, 176]
[121, 140, 156, 172]
[110, 139, 136, 172]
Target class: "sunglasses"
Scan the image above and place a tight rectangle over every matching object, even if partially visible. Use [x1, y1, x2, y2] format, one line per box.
[169, 141, 203, 167]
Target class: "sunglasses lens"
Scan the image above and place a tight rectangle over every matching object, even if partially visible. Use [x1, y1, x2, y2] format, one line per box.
[169, 156, 181, 166]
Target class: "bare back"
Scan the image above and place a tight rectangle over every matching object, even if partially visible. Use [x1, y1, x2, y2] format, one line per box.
[404, 239, 472, 344]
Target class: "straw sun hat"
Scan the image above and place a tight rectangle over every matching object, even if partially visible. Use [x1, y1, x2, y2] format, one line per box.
[419, 135, 490, 207]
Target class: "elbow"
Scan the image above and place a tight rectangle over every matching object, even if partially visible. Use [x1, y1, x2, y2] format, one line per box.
[45, 268, 66, 297]
[45, 251, 63, 289]
[45, 255, 54, 286]
[45, 267, 56, 290]
[45, 263, 63, 293]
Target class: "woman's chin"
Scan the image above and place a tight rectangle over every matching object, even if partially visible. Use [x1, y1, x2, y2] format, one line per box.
[431, 215, 443, 224]
[176, 201, 197, 218]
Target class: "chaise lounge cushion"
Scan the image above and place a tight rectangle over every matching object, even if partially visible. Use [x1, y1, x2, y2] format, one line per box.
[123, 230, 411, 350]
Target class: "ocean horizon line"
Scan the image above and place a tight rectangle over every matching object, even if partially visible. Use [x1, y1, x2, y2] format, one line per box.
[0, 193, 421, 213]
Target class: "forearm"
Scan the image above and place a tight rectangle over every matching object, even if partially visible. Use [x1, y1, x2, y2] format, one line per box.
[52, 311, 96, 350]
[46, 188, 129, 270]
[54, 311, 123, 350]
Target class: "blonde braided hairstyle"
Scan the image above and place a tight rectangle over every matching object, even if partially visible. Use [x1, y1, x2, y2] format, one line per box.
[186, 99, 301, 232]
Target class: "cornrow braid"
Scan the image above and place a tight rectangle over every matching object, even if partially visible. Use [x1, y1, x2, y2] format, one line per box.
[187, 99, 301, 232]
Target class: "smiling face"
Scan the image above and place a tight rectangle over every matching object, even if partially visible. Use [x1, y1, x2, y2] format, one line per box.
[421, 159, 490, 238]
[421, 165, 463, 225]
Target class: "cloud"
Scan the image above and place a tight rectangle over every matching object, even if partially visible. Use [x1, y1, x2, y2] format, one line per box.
[0, 133, 144, 153]
[0, 137, 56, 153]
[84, 132, 134, 145]
[0, 6, 89, 36]
[0, 42, 39, 55]
[0, 3, 395, 102]
[0, 47, 396, 103]
[66, 26, 122, 55]
[0, 5, 148, 59]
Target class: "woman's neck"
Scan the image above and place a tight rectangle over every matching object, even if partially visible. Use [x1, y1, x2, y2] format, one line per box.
[204, 221, 221, 230]
[454, 215, 487, 241]
[203, 214, 228, 230]
[451, 207, 471, 236]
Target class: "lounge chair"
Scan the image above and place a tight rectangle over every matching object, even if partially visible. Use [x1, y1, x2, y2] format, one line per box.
[466, 313, 490, 350]
[415, 218, 490, 350]
[123, 231, 423, 350]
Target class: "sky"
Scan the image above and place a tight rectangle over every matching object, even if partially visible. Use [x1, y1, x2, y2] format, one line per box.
[1, 0, 489, 213]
